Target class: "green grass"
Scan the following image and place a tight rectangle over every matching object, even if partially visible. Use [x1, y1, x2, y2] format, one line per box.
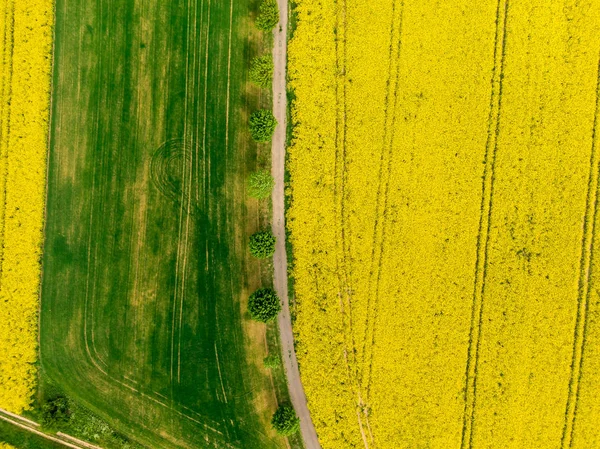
[0, 420, 62, 449]
[40, 0, 293, 448]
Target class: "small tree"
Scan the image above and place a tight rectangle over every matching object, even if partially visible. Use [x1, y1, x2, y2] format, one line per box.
[271, 404, 300, 436]
[248, 170, 275, 199]
[249, 230, 276, 258]
[249, 288, 281, 322]
[41, 396, 70, 431]
[256, 0, 279, 31]
[249, 109, 277, 143]
[249, 55, 274, 88]
[263, 353, 280, 369]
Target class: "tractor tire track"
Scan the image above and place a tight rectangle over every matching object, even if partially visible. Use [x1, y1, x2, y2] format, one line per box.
[362, 0, 404, 402]
[169, 0, 195, 385]
[331, 0, 371, 447]
[560, 53, 600, 449]
[460, 1, 509, 448]
[176, 0, 202, 385]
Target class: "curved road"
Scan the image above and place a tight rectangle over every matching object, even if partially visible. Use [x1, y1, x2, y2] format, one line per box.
[270, 2, 321, 448]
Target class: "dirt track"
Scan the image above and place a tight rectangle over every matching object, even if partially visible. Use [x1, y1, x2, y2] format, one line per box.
[270, 1, 321, 448]
[0, 407, 102, 449]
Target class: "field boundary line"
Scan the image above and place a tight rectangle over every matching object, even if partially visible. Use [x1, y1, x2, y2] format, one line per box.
[460, 1, 509, 447]
[560, 53, 600, 449]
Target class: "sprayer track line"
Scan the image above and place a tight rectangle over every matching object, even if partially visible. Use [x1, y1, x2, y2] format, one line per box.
[560, 53, 600, 449]
[331, 0, 363, 444]
[363, 1, 404, 404]
[460, 1, 509, 448]
[177, 0, 202, 385]
[171, 0, 197, 385]
[361, 0, 403, 395]
[360, 0, 398, 383]
[330, 0, 371, 446]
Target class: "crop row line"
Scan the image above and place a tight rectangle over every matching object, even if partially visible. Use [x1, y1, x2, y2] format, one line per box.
[560, 53, 600, 449]
[460, 0, 510, 447]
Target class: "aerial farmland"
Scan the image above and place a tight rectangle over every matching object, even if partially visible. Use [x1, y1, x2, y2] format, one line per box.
[289, 0, 600, 448]
[1, 0, 600, 448]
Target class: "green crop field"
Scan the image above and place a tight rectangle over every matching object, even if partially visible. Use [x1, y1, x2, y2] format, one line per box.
[40, 0, 283, 448]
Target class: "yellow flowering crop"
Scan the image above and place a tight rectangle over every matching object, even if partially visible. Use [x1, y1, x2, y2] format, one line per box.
[288, 0, 600, 448]
[0, 443, 16, 449]
[0, 0, 54, 413]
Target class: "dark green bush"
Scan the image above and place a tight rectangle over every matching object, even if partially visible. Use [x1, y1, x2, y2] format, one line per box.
[249, 230, 276, 258]
[271, 404, 300, 436]
[248, 288, 281, 323]
[249, 55, 274, 88]
[256, 0, 279, 31]
[41, 397, 71, 430]
[249, 109, 278, 143]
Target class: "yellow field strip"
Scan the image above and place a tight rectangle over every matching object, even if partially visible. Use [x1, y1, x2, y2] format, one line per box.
[460, 0, 509, 447]
[291, 0, 600, 448]
[361, 0, 403, 403]
[561, 55, 600, 449]
[0, 0, 14, 267]
[465, 2, 600, 447]
[0, 0, 54, 413]
[332, 0, 371, 446]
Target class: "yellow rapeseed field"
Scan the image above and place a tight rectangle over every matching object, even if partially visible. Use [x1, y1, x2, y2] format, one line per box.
[288, 0, 600, 448]
[0, 0, 54, 413]
[0, 443, 16, 449]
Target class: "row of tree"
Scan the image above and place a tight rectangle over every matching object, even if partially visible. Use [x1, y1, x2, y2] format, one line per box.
[245, 0, 300, 439]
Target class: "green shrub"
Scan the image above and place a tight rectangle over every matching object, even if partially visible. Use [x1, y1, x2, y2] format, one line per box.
[271, 404, 300, 436]
[248, 288, 281, 322]
[41, 396, 71, 431]
[263, 353, 280, 369]
[256, 0, 279, 31]
[248, 170, 275, 199]
[249, 55, 274, 88]
[249, 230, 276, 258]
[249, 109, 277, 143]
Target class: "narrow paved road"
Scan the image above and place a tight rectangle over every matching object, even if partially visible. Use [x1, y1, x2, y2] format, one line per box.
[270, 2, 321, 449]
[0, 408, 102, 449]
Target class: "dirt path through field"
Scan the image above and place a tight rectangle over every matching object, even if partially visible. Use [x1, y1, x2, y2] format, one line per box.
[0, 408, 102, 449]
[270, 1, 321, 448]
